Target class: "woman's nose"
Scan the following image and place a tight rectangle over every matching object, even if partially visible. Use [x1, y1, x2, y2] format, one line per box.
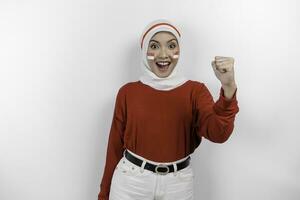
[158, 47, 168, 58]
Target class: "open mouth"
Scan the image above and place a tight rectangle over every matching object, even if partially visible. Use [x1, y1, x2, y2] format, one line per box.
[155, 61, 171, 71]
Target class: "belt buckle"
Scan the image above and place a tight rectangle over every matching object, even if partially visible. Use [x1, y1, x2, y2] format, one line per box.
[155, 164, 169, 175]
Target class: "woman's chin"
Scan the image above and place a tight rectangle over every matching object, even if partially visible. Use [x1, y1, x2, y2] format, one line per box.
[157, 74, 169, 78]
[154, 69, 172, 78]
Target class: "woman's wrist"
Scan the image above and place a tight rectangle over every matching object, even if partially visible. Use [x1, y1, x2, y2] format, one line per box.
[222, 82, 237, 100]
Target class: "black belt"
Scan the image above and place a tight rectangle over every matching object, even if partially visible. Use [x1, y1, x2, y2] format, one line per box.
[124, 149, 191, 175]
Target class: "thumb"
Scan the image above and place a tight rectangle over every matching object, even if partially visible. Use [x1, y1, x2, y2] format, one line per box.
[211, 60, 218, 73]
[211, 60, 216, 68]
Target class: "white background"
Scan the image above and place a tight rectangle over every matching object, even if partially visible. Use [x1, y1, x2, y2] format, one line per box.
[1, 0, 299, 199]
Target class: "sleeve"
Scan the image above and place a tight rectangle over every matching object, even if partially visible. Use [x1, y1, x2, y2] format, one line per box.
[193, 83, 239, 143]
[98, 87, 127, 200]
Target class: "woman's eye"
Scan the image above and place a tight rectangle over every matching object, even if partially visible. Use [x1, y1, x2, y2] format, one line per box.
[169, 43, 176, 49]
[150, 44, 158, 49]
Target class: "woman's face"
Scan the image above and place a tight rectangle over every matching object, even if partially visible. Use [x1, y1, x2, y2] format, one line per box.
[146, 31, 180, 78]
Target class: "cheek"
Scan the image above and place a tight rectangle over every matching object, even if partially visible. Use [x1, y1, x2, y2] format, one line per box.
[172, 51, 180, 59]
[147, 52, 155, 60]
[172, 55, 179, 59]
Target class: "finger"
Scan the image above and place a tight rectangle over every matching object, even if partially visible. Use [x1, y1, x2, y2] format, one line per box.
[216, 59, 231, 65]
[213, 60, 233, 73]
[211, 60, 217, 69]
[215, 58, 234, 65]
[215, 56, 234, 63]
[211, 60, 220, 71]
[215, 56, 233, 61]
[212, 61, 222, 74]
[212, 60, 228, 74]
[217, 64, 233, 72]
[212, 60, 223, 69]
[216, 61, 233, 68]
[218, 67, 227, 73]
[215, 56, 228, 61]
[216, 60, 234, 67]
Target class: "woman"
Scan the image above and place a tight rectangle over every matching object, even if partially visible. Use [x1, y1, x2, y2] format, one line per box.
[98, 19, 239, 200]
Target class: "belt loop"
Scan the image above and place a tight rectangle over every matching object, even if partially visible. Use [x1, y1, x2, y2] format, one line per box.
[140, 160, 146, 173]
[173, 162, 178, 176]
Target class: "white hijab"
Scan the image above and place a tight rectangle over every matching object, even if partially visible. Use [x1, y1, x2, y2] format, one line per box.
[139, 19, 188, 91]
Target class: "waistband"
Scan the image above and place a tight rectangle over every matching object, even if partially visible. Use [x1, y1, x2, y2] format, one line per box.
[124, 149, 191, 165]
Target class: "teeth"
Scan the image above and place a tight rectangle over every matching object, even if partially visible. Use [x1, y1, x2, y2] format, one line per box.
[157, 62, 170, 66]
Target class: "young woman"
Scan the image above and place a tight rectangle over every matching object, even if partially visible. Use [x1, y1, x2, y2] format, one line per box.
[98, 19, 239, 200]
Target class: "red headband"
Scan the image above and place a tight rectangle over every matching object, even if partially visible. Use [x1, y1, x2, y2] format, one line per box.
[140, 22, 181, 49]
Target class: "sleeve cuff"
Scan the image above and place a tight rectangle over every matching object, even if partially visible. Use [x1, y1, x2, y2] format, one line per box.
[214, 87, 239, 116]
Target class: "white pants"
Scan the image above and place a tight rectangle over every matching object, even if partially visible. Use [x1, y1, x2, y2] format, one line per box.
[109, 149, 194, 200]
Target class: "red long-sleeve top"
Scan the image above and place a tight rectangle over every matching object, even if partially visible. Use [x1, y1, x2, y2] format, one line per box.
[98, 80, 239, 199]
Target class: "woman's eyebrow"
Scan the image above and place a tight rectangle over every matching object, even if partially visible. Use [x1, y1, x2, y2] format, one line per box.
[168, 39, 177, 43]
[150, 39, 177, 43]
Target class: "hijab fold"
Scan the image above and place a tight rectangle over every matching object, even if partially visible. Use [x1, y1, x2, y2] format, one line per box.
[139, 19, 188, 91]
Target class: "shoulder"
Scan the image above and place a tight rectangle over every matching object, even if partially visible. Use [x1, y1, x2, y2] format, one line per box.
[188, 80, 213, 100]
[116, 80, 140, 97]
[119, 80, 139, 91]
[188, 80, 206, 91]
